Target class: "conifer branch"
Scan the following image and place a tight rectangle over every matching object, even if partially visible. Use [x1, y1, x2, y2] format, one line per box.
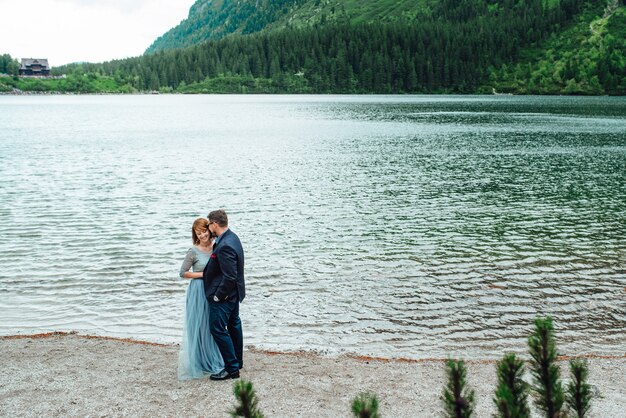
[231, 379, 265, 418]
[494, 353, 530, 418]
[495, 388, 513, 418]
[566, 359, 593, 418]
[528, 317, 564, 418]
[442, 359, 475, 418]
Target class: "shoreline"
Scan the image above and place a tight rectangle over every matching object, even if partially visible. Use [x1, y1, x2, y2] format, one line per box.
[2, 89, 625, 97]
[3, 331, 625, 363]
[2, 332, 624, 417]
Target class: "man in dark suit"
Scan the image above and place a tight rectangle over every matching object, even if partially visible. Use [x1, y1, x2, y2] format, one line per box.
[203, 209, 245, 380]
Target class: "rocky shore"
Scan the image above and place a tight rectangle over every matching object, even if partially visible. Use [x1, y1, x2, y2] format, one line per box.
[1, 333, 624, 417]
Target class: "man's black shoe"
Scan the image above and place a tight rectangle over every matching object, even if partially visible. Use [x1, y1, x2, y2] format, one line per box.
[210, 369, 240, 381]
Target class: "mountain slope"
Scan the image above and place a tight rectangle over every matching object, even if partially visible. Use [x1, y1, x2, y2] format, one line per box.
[145, 0, 432, 54]
[146, 0, 299, 54]
[487, 1, 626, 94]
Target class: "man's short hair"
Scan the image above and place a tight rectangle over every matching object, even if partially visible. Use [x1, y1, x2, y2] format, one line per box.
[208, 209, 228, 227]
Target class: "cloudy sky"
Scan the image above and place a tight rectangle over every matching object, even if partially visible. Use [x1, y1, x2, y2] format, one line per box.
[0, 0, 192, 66]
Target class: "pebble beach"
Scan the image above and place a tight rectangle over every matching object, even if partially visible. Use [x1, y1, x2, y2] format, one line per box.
[1, 332, 624, 417]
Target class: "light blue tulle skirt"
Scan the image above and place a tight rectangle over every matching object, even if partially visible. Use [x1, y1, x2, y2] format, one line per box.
[178, 279, 224, 380]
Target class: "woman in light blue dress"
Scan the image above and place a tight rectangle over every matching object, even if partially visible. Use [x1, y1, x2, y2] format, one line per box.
[178, 217, 224, 380]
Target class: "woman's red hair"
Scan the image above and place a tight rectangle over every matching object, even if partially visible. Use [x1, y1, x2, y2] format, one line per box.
[191, 218, 209, 245]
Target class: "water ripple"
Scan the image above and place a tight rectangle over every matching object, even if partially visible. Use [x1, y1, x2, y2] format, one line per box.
[0, 95, 625, 359]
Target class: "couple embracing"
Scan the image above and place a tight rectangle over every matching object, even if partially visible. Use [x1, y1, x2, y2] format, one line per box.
[178, 209, 244, 381]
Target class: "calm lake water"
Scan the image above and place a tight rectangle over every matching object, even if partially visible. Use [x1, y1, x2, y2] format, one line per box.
[0, 95, 624, 359]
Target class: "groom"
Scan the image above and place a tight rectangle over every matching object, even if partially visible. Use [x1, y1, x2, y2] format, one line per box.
[203, 209, 245, 380]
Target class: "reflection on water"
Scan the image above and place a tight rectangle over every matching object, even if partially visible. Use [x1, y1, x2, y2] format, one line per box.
[0, 95, 625, 359]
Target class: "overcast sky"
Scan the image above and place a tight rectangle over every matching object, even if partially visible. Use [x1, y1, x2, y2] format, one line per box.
[0, 0, 192, 66]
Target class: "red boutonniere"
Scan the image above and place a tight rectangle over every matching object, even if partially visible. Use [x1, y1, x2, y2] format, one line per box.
[210, 254, 217, 259]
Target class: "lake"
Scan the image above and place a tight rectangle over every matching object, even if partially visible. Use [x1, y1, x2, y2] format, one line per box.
[0, 94, 624, 359]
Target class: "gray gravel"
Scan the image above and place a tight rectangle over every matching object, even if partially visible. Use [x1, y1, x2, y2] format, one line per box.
[1, 333, 624, 417]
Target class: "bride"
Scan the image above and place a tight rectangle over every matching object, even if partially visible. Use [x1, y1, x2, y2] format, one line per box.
[178, 217, 224, 380]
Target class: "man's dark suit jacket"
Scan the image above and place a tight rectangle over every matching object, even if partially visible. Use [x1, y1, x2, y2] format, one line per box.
[203, 228, 245, 303]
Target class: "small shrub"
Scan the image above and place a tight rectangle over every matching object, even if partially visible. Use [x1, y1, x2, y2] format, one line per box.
[351, 392, 381, 418]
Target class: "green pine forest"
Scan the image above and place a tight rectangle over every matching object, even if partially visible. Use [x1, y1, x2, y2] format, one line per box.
[1, 0, 625, 95]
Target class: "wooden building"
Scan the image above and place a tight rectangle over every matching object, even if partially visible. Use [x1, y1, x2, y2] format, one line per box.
[19, 58, 50, 76]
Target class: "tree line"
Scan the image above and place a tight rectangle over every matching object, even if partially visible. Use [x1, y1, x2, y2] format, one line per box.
[0, 54, 19, 75]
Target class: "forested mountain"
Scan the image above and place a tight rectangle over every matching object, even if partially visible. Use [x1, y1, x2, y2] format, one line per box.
[3, 0, 624, 95]
[146, 0, 431, 54]
[146, 0, 303, 54]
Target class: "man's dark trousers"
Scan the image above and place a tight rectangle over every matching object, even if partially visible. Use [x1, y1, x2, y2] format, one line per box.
[209, 301, 243, 373]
